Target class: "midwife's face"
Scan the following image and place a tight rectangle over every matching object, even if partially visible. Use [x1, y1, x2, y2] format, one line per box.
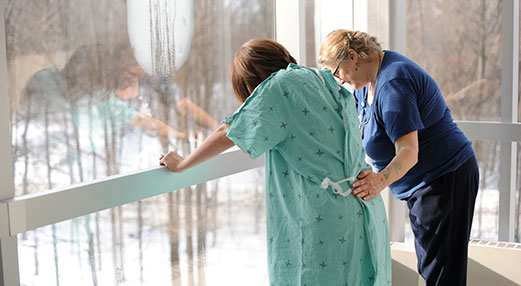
[331, 61, 366, 90]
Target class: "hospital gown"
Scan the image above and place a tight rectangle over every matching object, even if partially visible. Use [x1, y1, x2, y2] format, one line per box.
[223, 64, 391, 286]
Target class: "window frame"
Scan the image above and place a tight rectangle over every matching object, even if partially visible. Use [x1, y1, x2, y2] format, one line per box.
[0, 2, 20, 284]
[1, 1, 520, 285]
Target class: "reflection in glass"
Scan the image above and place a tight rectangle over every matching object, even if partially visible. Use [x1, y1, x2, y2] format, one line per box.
[7, 0, 274, 284]
[128, 0, 194, 75]
[8, 0, 273, 192]
[406, 0, 502, 121]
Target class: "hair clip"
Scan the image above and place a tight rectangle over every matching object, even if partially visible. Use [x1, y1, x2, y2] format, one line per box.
[347, 33, 352, 40]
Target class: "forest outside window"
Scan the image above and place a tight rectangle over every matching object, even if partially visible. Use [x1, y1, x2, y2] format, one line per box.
[6, 0, 274, 285]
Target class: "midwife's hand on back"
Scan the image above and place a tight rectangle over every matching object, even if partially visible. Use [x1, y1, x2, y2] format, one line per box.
[159, 151, 185, 173]
[351, 170, 387, 201]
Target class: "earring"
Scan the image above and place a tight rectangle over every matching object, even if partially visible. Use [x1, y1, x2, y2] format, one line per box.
[355, 62, 360, 71]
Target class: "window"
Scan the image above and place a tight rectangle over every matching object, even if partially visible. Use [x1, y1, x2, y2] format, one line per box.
[406, 0, 502, 122]
[7, 0, 273, 196]
[471, 140, 501, 241]
[303, 0, 357, 68]
[405, 0, 521, 243]
[5, 0, 274, 284]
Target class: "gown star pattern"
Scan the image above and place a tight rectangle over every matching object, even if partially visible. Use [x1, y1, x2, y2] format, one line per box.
[222, 64, 391, 285]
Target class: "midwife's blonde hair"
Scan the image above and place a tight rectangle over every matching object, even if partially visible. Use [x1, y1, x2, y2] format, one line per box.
[318, 29, 382, 67]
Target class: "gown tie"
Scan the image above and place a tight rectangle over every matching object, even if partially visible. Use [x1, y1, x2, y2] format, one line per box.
[320, 176, 355, 197]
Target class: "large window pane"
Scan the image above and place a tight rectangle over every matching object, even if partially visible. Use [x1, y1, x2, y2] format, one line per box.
[18, 169, 268, 285]
[406, 0, 502, 121]
[8, 0, 274, 284]
[471, 140, 500, 241]
[7, 0, 274, 196]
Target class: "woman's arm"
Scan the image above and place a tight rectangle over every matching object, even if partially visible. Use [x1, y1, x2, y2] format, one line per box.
[131, 112, 186, 139]
[159, 123, 235, 173]
[176, 98, 220, 129]
[351, 130, 419, 200]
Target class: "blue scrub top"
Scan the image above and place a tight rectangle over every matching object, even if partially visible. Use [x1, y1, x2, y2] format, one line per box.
[354, 50, 475, 200]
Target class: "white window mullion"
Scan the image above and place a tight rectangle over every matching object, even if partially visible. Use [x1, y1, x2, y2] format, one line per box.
[386, 0, 407, 243]
[498, 0, 519, 242]
[368, 0, 407, 242]
[275, 0, 306, 65]
[0, 236, 20, 286]
[0, 1, 20, 284]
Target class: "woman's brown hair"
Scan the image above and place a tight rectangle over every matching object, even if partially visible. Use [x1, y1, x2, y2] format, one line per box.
[62, 44, 112, 93]
[231, 39, 297, 103]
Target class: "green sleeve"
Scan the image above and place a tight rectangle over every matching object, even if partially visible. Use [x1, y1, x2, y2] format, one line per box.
[222, 76, 289, 159]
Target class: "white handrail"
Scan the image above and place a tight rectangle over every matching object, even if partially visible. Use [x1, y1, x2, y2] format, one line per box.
[1, 120, 519, 239]
[455, 121, 521, 142]
[0, 149, 264, 237]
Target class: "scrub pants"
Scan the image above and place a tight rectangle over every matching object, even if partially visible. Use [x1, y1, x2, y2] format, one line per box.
[406, 156, 479, 286]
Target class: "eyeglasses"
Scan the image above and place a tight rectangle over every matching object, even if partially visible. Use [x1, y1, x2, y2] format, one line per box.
[333, 33, 351, 77]
[332, 61, 341, 76]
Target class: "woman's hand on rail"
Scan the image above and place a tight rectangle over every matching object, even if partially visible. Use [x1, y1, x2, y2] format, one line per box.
[160, 151, 185, 173]
[159, 123, 235, 173]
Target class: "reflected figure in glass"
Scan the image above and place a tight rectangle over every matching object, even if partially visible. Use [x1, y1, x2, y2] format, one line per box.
[17, 44, 185, 182]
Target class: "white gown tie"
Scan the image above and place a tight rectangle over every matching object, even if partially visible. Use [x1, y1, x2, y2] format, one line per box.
[320, 176, 356, 197]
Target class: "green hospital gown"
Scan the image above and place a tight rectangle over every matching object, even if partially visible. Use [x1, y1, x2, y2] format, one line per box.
[223, 64, 391, 286]
[73, 89, 138, 152]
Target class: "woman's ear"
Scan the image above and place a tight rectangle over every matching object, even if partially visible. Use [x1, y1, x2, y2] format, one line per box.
[349, 49, 359, 62]
[348, 49, 357, 61]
